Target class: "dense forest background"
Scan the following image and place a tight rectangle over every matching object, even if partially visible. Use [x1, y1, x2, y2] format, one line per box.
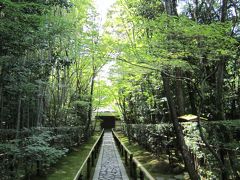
[0, 0, 240, 179]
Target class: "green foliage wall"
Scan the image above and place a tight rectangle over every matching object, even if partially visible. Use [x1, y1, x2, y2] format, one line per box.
[0, 0, 106, 129]
[122, 120, 240, 179]
[0, 126, 85, 179]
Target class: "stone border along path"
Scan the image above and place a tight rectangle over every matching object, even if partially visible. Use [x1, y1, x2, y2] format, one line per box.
[92, 131, 129, 180]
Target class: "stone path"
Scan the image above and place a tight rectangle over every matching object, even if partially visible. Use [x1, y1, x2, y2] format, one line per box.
[92, 131, 129, 180]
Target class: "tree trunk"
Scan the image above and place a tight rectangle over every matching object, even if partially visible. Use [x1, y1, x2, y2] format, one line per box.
[175, 69, 185, 115]
[16, 96, 22, 139]
[164, 0, 178, 16]
[85, 70, 95, 138]
[27, 103, 30, 128]
[187, 82, 197, 114]
[37, 85, 43, 127]
[216, 59, 226, 120]
[193, 0, 199, 21]
[214, 2, 229, 178]
[55, 64, 61, 126]
[161, 72, 200, 180]
[172, 0, 178, 15]
[121, 95, 132, 144]
[0, 86, 3, 128]
[215, 0, 228, 120]
[221, 0, 228, 22]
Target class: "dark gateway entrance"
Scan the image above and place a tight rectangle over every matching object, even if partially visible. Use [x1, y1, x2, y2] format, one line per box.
[98, 116, 116, 129]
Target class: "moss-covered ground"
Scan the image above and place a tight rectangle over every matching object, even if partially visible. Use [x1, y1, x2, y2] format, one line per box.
[116, 132, 188, 180]
[32, 134, 99, 180]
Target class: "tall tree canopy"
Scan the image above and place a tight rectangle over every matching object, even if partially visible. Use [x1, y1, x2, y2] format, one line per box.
[103, 0, 240, 179]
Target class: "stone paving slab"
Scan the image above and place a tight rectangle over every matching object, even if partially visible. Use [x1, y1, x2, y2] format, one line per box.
[92, 131, 129, 180]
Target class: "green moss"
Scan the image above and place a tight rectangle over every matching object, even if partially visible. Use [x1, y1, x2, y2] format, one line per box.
[32, 135, 99, 180]
[117, 132, 188, 179]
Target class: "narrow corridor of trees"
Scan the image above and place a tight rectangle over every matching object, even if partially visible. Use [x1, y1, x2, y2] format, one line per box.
[0, 0, 240, 179]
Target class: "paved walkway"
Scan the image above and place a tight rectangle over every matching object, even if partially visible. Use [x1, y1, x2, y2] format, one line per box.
[92, 131, 129, 180]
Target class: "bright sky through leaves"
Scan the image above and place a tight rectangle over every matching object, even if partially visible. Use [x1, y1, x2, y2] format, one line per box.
[94, 0, 116, 26]
[94, 0, 116, 85]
